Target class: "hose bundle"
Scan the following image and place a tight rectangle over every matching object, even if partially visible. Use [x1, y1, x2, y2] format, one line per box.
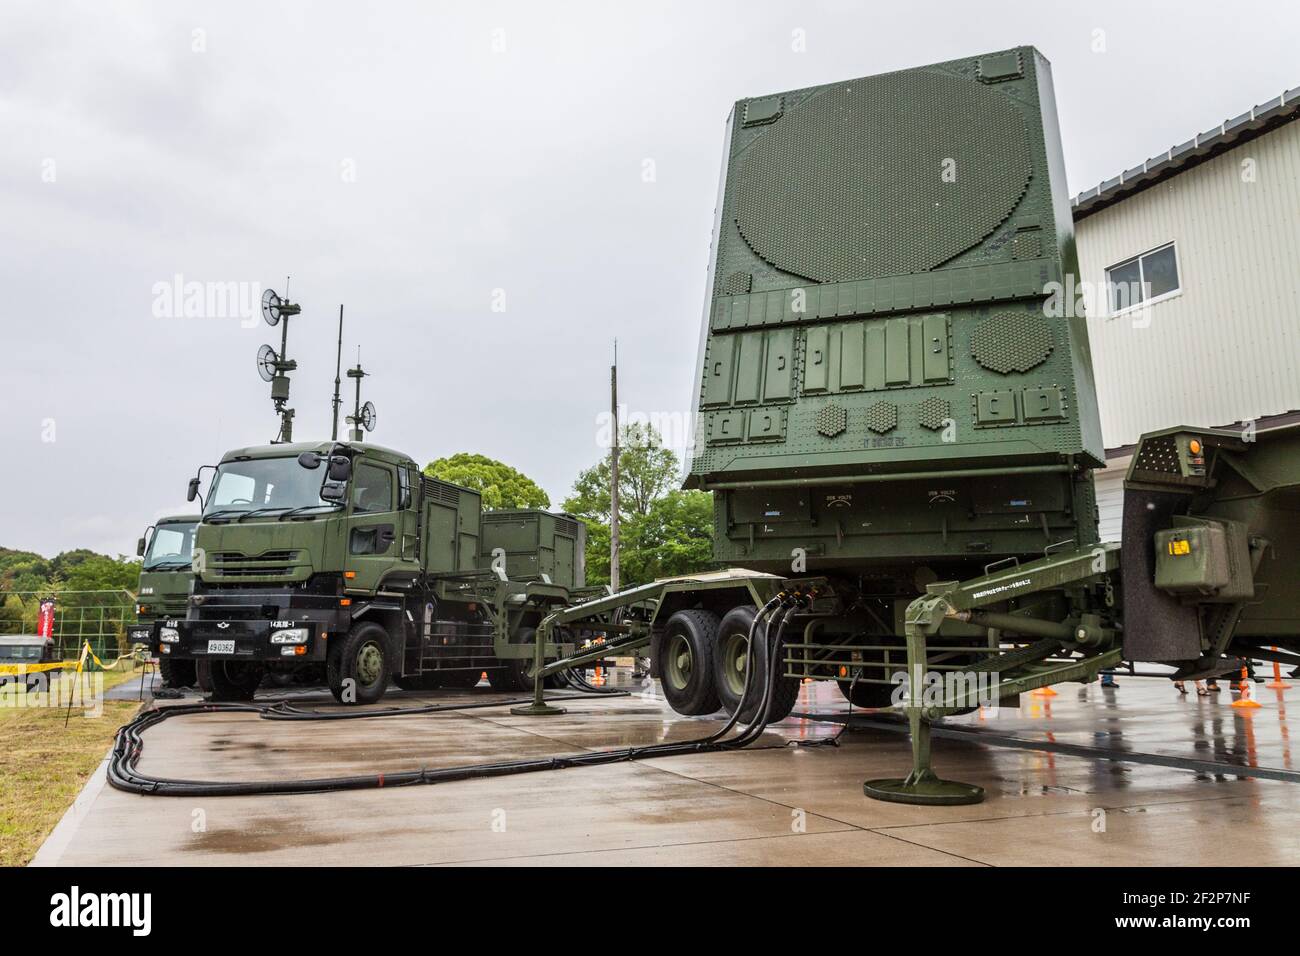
[109, 591, 819, 797]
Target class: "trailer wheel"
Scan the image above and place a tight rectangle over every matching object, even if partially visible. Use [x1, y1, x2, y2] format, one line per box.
[659, 609, 721, 715]
[393, 673, 441, 691]
[440, 670, 484, 689]
[198, 660, 263, 702]
[713, 606, 765, 721]
[836, 678, 896, 709]
[330, 622, 392, 704]
[158, 658, 196, 689]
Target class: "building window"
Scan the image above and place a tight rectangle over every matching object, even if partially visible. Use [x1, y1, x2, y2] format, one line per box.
[1106, 242, 1180, 315]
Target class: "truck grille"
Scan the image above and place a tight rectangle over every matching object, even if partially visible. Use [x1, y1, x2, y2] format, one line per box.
[209, 550, 303, 578]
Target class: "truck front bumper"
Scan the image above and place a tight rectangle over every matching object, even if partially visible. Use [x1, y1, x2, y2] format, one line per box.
[174, 618, 328, 662]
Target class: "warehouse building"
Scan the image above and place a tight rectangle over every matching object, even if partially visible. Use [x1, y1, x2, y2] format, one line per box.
[1073, 86, 1300, 539]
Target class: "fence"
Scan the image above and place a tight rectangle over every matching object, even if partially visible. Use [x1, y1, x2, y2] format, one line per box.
[0, 590, 136, 660]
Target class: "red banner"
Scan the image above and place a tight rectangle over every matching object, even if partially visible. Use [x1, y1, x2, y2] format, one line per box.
[37, 598, 55, 640]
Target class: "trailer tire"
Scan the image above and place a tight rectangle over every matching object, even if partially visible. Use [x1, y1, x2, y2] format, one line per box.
[659, 609, 721, 715]
[713, 605, 764, 721]
[330, 622, 392, 704]
[837, 678, 895, 709]
[439, 670, 484, 689]
[198, 660, 263, 702]
[393, 673, 441, 691]
[158, 658, 196, 689]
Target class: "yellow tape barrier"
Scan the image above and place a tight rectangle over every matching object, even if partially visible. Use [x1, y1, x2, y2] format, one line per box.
[0, 661, 65, 676]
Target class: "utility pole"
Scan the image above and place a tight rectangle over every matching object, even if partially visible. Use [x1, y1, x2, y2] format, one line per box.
[610, 340, 620, 593]
[331, 305, 344, 441]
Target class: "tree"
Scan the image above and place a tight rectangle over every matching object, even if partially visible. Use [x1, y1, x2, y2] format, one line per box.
[563, 424, 714, 587]
[563, 422, 678, 521]
[423, 453, 550, 511]
[620, 490, 714, 583]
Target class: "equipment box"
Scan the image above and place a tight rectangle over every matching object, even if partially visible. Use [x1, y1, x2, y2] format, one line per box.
[1154, 517, 1253, 600]
[479, 510, 586, 589]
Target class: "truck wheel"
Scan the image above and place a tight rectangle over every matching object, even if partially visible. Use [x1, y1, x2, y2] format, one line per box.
[489, 627, 538, 692]
[658, 609, 721, 715]
[158, 658, 196, 689]
[331, 622, 392, 704]
[837, 678, 896, 709]
[544, 628, 574, 688]
[199, 660, 263, 702]
[713, 605, 767, 721]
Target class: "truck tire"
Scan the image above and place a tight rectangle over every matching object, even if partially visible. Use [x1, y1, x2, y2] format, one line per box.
[158, 658, 196, 689]
[329, 622, 392, 704]
[198, 660, 263, 702]
[658, 609, 721, 716]
[488, 627, 538, 692]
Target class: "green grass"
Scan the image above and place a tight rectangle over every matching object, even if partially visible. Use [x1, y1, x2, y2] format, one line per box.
[0, 666, 140, 866]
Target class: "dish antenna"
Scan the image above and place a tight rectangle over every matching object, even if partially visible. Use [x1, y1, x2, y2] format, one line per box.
[258, 279, 303, 443]
[345, 352, 376, 442]
[256, 344, 278, 383]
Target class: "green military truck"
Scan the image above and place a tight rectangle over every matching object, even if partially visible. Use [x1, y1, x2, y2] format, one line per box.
[165, 441, 587, 703]
[130, 515, 199, 688]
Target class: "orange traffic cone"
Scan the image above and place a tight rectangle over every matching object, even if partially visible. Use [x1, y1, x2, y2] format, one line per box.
[1232, 666, 1262, 709]
[592, 666, 605, 687]
[1267, 649, 1288, 690]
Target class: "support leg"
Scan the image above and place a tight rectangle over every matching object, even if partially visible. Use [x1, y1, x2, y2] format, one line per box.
[863, 597, 985, 805]
[510, 621, 566, 717]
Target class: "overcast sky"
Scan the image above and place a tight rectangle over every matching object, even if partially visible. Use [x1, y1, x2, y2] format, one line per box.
[4, 0, 1297, 557]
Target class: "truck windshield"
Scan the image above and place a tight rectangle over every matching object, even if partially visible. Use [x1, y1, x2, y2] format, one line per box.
[204, 457, 330, 519]
[143, 522, 197, 570]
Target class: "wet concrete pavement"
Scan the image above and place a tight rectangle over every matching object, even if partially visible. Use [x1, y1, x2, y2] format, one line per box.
[33, 674, 1300, 866]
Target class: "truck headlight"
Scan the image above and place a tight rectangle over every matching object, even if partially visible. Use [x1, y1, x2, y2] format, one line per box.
[159, 627, 180, 644]
[270, 627, 309, 645]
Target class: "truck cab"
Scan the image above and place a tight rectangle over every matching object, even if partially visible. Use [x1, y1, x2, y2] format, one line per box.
[0, 635, 61, 693]
[130, 515, 199, 688]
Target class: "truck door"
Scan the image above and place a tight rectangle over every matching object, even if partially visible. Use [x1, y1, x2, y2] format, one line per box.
[345, 459, 416, 592]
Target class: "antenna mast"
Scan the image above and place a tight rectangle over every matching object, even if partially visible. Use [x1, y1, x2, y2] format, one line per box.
[257, 282, 302, 444]
[610, 339, 620, 592]
[331, 305, 344, 441]
[346, 348, 377, 442]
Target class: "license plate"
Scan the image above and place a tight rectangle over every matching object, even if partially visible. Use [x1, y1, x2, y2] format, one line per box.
[207, 640, 236, 655]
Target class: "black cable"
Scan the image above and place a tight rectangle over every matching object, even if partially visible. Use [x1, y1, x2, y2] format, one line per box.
[109, 595, 798, 798]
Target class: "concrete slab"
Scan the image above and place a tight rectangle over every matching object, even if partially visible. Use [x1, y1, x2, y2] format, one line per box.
[33, 675, 1300, 866]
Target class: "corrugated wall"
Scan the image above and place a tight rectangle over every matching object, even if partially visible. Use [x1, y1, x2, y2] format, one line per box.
[1076, 121, 1300, 450]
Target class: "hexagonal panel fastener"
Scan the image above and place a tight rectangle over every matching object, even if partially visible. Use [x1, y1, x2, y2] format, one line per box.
[816, 404, 848, 438]
[865, 401, 898, 434]
[918, 397, 952, 431]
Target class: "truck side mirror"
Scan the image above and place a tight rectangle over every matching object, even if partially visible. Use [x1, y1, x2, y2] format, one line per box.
[297, 452, 322, 469]
[327, 457, 352, 482]
[187, 477, 201, 502]
[136, 537, 147, 557]
[320, 480, 347, 502]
